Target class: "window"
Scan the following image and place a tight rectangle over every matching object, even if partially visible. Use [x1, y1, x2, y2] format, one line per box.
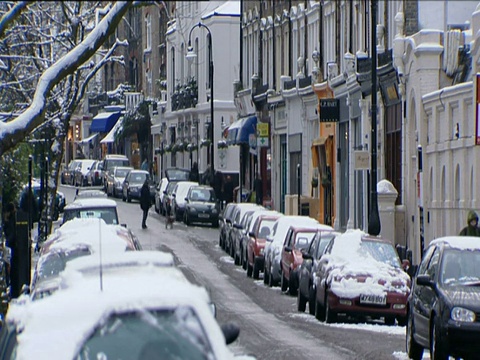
[145, 13, 151, 50]
[426, 248, 440, 280]
[385, 103, 402, 204]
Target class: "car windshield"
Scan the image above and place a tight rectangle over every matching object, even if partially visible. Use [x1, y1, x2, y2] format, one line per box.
[63, 208, 118, 225]
[359, 240, 402, 268]
[189, 189, 215, 202]
[165, 169, 190, 181]
[440, 249, 480, 286]
[131, 173, 148, 183]
[76, 307, 214, 360]
[36, 248, 91, 283]
[257, 219, 276, 237]
[108, 159, 129, 168]
[115, 169, 130, 177]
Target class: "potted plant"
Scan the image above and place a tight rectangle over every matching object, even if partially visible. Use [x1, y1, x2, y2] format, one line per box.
[200, 138, 211, 148]
[217, 140, 228, 149]
[311, 176, 319, 188]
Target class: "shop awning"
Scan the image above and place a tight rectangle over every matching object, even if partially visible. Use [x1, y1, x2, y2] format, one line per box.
[100, 116, 123, 144]
[226, 115, 257, 146]
[90, 112, 121, 133]
[77, 133, 98, 145]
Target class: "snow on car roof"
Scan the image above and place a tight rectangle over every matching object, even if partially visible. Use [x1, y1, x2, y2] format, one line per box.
[63, 197, 117, 209]
[270, 216, 324, 244]
[7, 267, 232, 360]
[430, 236, 480, 251]
[325, 229, 410, 299]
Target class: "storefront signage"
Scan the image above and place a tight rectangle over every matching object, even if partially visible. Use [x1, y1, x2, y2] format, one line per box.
[319, 99, 340, 122]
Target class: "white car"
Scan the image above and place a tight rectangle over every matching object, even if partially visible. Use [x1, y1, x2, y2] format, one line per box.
[171, 181, 198, 221]
[106, 166, 133, 197]
[264, 215, 331, 287]
[154, 177, 169, 214]
[4, 252, 246, 360]
[62, 197, 120, 226]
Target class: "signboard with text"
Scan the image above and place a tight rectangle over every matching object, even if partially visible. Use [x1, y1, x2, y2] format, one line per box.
[319, 99, 340, 122]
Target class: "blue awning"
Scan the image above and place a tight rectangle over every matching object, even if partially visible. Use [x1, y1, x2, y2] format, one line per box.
[90, 112, 121, 133]
[226, 116, 257, 146]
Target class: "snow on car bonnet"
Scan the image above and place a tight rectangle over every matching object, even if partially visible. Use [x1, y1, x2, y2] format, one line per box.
[325, 229, 410, 299]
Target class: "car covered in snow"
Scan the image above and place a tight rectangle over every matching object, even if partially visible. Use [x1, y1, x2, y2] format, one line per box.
[62, 197, 120, 226]
[3, 252, 248, 360]
[313, 229, 411, 325]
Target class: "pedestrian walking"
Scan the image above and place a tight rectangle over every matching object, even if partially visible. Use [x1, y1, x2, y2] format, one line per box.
[223, 175, 234, 204]
[459, 210, 480, 236]
[141, 158, 149, 171]
[189, 162, 199, 182]
[213, 170, 223, 203]
[140, 179, 151, 229]
[254, 173, 263, 205]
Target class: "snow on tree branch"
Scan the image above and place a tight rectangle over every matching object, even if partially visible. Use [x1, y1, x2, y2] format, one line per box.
[0, 1, 133, 156]
[0, 1, 31, 39]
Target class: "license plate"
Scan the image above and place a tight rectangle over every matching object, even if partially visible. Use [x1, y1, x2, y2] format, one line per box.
[359, 294, 386, 305]
[198, 213, 209, 218]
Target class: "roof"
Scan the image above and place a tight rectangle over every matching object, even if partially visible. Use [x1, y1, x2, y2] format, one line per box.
[63, 197, 117, 210]
[430, 236, 480, 251]
[202, 0, 241, 20]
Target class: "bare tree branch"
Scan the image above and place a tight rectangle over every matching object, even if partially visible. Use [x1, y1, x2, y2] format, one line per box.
[0, 1, 133, 156]
[0, 1, 31, 38]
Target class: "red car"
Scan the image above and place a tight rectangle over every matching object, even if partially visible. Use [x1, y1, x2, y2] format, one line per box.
[246, 212, 283, 279]
[280, 225, 333, 295]
[313, 229, 411, 325]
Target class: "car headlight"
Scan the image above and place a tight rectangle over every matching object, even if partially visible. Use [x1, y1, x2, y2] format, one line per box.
[259, 248, 265, 255]
[211, 208, 218, 214]
[188, 207, 197, 213]
[451, 307, 476, 322]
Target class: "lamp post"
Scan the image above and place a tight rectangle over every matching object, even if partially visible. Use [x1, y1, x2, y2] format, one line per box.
[368, 0, 381, 236]
[186, 22, 215, 176]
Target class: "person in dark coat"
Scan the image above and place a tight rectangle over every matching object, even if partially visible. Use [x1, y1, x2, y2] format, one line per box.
[3, 202, 17, 295]
[213, 170, 223, 203]
[189, 162, 199, 182]
[223, 175, 234, 204]
[459, 210, 480, 236]
[19, 187, 39, 228]
[254, 173, 263, 205]
[140, 179, 151, 229]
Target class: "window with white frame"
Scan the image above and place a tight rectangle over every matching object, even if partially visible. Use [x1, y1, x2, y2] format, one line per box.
[145, 13, 151, 51]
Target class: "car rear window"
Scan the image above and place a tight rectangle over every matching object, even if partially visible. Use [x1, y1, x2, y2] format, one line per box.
[63, 208, 119, 225]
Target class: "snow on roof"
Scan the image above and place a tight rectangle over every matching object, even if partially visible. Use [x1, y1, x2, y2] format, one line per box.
[7, 265, 235, 360]
[430, 236, 480, 251]
[63, 197, 117, 210]
[202, 0, 241, 20]
[270, 216, 323, 244]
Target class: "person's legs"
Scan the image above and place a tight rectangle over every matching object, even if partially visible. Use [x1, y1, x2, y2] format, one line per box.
[142, 209, 148, 229]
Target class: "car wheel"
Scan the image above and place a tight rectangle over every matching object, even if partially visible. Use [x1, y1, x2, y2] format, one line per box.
[430, 317, 448, 360]
[325, 292, 337, 323]
[288, 274, 297, 296]
[185, 213, 191, 226]
[406, 313, 424, 360]
[246, 261, 253, 277]
[234, 250, 240, 265]
[308, 286, 316, 315]
[314, 290, 325, 321]
[397, 316, 407, 327]
[155, 201, 159, 214]
[384, 316, 395, 326]
[280, 271, 288, 292]
[263, 264, 269, 285]
[297, 289, 307, 312]
[252, 258, 261, 280]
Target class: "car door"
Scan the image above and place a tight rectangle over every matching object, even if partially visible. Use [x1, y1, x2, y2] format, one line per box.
[298, 234, 318, 296]
[315, 237, 335, 306]
[281, 228, 294, 278]
[412, 246, 439, 344]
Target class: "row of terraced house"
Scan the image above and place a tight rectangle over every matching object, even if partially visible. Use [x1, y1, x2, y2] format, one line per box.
[68, 1, 480, 265]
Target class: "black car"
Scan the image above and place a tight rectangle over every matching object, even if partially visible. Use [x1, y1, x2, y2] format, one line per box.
[183, 185, 219, 228]
[218, 203, 236, 250]
[122, 170, 154, 203]
[297, 231, 338, 314]
[406, 236, 480, 360]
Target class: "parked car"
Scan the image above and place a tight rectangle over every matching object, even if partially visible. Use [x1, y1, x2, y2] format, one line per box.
[245, 211, 283, 279]
[226, 203, 264, 259]
[171, 181, 199, 221]
[280, 224, 332, 295]
[232, 207, 264, 266]
[19, 181, 66, 222]
[154, 177, 169, 214]
[73, 159, 96, 187]
[219, 203, 237, 250]
[62, 198, 120, 226]
[106, 166, 133, 197]
[3, 253, 243, 360]
[297, 230, 340, 314]
[61, 159, 81, 185]
[122, 170, 154, 203]
[183, 185, 219, 227]
[85, 160, 104, 186]
[74, 188, 107, 200]
[313, 229, 411, 325]
[100, 154, 130, 190]
[406, 236, 480, 360]
[264, 216, 323, 287]
[160, 168, 191, 216]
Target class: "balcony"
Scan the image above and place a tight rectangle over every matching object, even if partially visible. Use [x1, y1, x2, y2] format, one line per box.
[171, 77, 198, 111]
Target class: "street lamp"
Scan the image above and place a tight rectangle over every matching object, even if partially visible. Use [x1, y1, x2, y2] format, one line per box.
[186, 22, 215, 176]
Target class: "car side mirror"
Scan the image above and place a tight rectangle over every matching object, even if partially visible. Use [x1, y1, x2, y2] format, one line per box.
[185, 197, 189, 202]
[266, 235, 273, 243]
[284, 246, 292, 253]
[402, 259, 410, 271]
[416, 274, 434, 288]
[302, 252, 313, 260]
[121, 223, 127, 228]
[220, 322, 240, 345]
[248, 231, 256, 238]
